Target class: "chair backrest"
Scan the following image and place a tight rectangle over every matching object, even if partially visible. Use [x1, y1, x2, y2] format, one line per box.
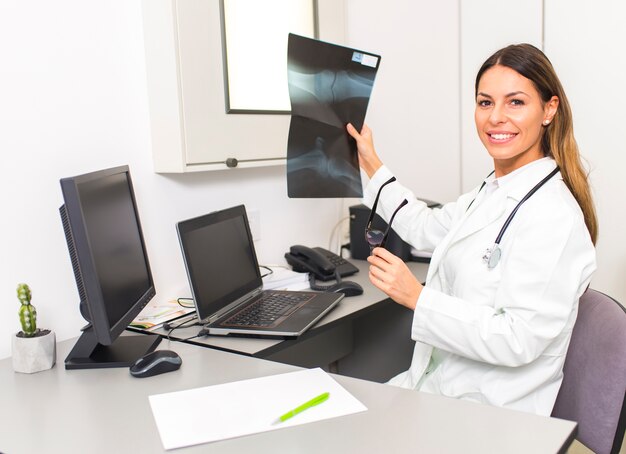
[552, 288, 626, 454]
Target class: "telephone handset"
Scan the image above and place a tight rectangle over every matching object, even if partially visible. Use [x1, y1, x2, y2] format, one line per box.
[285, 245, 359, 282]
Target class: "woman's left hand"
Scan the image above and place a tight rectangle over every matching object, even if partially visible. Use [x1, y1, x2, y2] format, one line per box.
[367, 247, 423, 310]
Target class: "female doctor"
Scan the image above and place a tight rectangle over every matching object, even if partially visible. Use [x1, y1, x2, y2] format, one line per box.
[346, 43, 597, 416]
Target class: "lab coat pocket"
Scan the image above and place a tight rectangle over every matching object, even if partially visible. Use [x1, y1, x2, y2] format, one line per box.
[446, 238, 502, 306]
[438, 357, 489, 404]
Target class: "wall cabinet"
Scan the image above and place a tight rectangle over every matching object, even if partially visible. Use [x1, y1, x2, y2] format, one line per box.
[141, 0, 345, 172]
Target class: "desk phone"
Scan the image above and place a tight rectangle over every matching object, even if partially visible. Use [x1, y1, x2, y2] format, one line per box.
[285, 245, 359, 282]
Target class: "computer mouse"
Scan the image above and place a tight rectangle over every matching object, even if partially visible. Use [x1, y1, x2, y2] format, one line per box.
[129, 349, 182, 378]
[325, 280, 363, 297]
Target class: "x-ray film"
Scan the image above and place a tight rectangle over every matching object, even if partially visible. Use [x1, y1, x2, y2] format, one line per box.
[287, 34, 380, 198]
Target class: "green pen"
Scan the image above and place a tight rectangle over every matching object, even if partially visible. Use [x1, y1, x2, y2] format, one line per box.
[272, 392, 330, 425]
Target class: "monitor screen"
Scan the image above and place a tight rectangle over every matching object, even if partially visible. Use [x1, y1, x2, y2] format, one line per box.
[59, 165, 161, 369]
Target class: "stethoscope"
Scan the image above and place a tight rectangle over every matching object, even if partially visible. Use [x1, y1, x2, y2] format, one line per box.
[469, 166, 560, 269]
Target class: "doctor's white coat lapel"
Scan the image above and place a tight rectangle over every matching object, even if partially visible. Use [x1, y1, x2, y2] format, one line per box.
[426, 187, 509, 285]
[426, 158, 559, 286]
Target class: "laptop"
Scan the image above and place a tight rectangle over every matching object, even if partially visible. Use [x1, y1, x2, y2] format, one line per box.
[176, 205, 343, 337]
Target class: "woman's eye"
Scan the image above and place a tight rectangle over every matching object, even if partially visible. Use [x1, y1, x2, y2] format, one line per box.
[477, 99, 491, 107]
[510, 99, 525, 106]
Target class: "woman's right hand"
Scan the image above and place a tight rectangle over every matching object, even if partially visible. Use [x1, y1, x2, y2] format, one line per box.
[346, 123, 383, 178]
[367, 247, 423, 310]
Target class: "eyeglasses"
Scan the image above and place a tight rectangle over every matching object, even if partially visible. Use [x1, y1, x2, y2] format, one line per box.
[176, 298, 195, 309]
[365, 176, 408, 251]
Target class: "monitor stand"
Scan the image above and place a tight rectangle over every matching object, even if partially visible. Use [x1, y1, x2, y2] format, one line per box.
[65, 329, 162, 370]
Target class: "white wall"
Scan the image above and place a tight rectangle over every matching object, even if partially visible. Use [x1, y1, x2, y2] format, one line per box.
[345, 0, 461, 204]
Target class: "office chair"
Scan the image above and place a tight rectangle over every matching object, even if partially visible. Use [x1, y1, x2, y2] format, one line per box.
[551, 288, 626, 454]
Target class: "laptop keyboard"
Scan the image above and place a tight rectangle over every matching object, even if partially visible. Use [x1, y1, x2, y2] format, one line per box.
[223, 292, 314, 328]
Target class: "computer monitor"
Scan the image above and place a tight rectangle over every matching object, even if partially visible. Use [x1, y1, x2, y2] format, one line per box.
[59, 165, 161, 369]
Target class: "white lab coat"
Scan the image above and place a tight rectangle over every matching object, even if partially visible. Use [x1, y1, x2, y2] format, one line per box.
[363, 158, 596, 415]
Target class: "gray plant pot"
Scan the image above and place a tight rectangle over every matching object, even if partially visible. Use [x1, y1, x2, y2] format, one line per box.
[12, 330, 56, 373]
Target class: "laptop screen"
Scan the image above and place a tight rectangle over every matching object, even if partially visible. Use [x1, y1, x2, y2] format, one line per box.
[177, 205, 262, 322]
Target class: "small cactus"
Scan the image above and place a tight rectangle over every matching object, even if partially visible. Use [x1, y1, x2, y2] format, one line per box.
[17, 283, 38, 337]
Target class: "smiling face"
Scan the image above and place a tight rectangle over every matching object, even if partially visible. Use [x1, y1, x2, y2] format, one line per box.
[475, 65, 558, 176]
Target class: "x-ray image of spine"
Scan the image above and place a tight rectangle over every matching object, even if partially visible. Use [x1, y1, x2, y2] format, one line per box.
[286, 34, 380, 198]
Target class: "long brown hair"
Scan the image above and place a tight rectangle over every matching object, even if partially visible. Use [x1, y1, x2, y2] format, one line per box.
[475, 44, 598, 245]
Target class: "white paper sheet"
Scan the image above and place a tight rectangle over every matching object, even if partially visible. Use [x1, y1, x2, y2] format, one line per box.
[149, 368, 367, 450]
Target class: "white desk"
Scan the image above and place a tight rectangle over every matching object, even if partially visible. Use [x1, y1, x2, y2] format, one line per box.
[128, 260, 428, 382]
[138, 260, 425, 353]
[0, 338, 577, 453]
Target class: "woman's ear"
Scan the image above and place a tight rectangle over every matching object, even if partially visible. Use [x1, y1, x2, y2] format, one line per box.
[544, 96, 559, 123]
